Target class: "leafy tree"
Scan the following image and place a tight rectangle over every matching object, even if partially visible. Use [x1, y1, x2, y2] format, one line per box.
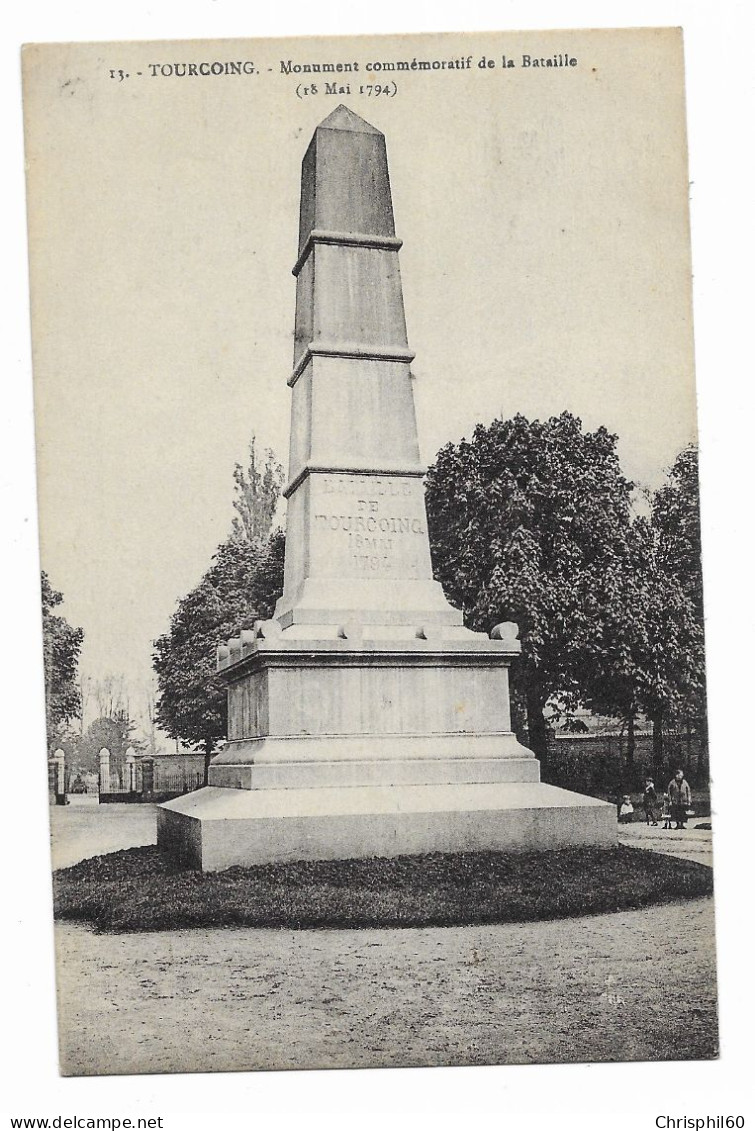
[247, 528, 286, 616]
[153, 438, 285, 780]
[425, 413, 636, 766]
[652, 446, 703, 617]
[582, 513, 703, 775]
[647, 445, 707, 773]
[587, 447, 706, 777]
[41, 572, 84, 749]
[231, 437, 284, 545]
[153, 536, 285, 774]
[426, 421, 707, 785]
[559, 514, 651, 765]
[71, 713, 144, 775]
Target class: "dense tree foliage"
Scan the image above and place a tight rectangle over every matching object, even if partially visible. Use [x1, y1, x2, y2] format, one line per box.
[588, 447, 706, 771]
[425, 418, 707, 777]
[153, 437, 285, 777]
[62, 713, 144, 775]
[425, 413, 636, 763]
[41, 572, 84, 749]
[652, 446, 704, 619]
[583, 515, 703, 767]
[153, 533, 285, 769]
[647, 446, 707, 769]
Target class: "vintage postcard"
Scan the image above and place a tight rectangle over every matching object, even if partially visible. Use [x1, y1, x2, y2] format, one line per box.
[22, 28, 716, 1075]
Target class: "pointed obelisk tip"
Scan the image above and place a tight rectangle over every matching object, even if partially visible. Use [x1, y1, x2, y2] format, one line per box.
[299, 104, 395, 247]
[315, 104, 383, 136]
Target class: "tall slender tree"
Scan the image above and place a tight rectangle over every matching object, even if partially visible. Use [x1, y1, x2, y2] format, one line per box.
[231, 438, 284, 545]
[41, 572, 84, 749]
[647, 445, 707, 773]
[153, 438, 285, 780]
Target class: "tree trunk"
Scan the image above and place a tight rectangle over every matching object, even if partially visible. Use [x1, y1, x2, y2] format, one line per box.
[626, 713, 635, 767]
[203, 738, 214, 787]
[651, 711, 664, 780]
[526, 685, 549, 770]
[697, 713, 709, 781]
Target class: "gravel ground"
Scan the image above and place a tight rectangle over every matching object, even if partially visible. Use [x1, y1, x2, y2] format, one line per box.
[617, 823, 714, 867]
[48, 800, 718, 1076]
[49, 796, 156, 871]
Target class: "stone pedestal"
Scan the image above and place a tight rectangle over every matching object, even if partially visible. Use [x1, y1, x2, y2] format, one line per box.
[159, 782, 613, 872]
[216, 636, 536, 782]
[158, 107, 615, 869]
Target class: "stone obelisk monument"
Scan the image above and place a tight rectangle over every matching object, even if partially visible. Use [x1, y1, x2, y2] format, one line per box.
[158, 107, 614, 870]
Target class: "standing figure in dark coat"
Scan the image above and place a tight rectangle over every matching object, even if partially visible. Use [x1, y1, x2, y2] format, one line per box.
[667, 768, 692, 830]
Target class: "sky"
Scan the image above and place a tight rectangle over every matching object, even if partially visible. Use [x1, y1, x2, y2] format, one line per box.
[23, 28, 698, 711]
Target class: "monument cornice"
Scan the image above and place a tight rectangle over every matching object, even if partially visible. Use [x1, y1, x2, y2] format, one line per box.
[217, 640, 519, 683]
[288, 341, 416, 387]
[282, 459, 426, 499]
[292, 229, 403, 278]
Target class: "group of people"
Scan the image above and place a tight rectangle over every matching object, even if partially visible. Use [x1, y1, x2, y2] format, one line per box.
[618, 769, 692, 830]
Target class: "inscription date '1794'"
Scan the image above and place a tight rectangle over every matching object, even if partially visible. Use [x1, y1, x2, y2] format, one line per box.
[314, 476, 426, 575]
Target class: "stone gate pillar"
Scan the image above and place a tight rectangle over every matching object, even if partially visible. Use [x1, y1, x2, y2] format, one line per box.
[52, 747, 66, 806]
[125, 747, 137, 793]
[141, 758, 154, 799]
[98, 747, 110, 798]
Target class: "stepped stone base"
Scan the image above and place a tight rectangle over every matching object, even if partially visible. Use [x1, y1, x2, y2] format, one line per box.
[157, 781, 615, 872]
[157, 635, 616, 870]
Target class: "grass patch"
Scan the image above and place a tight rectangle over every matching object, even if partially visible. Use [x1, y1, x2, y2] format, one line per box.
[52, 845, 713, 933]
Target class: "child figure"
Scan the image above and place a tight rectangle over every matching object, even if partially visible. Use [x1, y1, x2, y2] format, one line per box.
[643, 778, 658, 825]
[661, 794, 672, 829]
[618, 795, 634, 824]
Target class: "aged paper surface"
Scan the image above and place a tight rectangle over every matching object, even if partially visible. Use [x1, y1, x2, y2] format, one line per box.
[23, 28, 715, 1077]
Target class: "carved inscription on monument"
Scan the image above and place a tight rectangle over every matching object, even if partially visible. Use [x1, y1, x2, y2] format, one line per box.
[309, 473, 432, 580]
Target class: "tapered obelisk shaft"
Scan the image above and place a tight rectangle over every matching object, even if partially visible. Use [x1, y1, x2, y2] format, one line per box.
[275, 106, 461, 631]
